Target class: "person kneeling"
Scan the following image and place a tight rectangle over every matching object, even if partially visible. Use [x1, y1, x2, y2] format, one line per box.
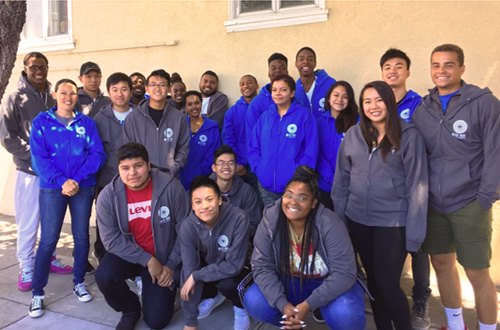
[95, 143, 189, 330]
[180, 177, 251, 330]
[243, 166, 366, 330]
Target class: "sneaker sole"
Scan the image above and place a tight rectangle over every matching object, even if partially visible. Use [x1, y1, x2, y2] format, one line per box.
[28, 309, 44, 318]
[18, 284, 33, 292]
[197, 296, 226, 319]
[74, 293, 93, 303]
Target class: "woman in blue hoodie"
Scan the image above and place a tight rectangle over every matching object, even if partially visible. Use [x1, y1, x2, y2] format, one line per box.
[316, 81, 358, 210]
[248, 74, 319, 207]
[332, 81, 428, 330]
[180, 90, 221, 190]
[28, 79, 106, 318]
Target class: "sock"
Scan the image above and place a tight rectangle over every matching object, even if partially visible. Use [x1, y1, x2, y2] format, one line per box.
[445, 307, 465, 330]
[479, 321, 498, 330]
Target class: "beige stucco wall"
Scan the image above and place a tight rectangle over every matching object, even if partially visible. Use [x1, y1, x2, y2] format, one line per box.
[1, 1, 499, 278]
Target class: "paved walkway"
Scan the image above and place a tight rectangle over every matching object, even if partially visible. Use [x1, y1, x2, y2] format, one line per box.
[0, 213, 497, 330]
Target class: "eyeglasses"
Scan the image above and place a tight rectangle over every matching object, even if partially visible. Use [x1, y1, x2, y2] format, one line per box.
[282, 194, 309, 203]
[148, 83, 168, 89]
[215, 160, 236, 167]
[25, 65, 48, 73]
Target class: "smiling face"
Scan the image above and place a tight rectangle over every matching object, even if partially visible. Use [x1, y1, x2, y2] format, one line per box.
[431, 51, 465, 95]
[131, 75, 146, 97]
[212, 153, 236, 181]
[281, 181, 317, 224]
[79, 70, 102, 94]
[186, 94, 202, 119]
[362, 88, 388, 126]
[118, 157, 151, 191]
[268, 59, 288, 82]
[191, 186, 222, 228]
[109, 81, 132, 111]
[54, 82, 78, 114]
[381, 57, 410, 89]
[271, 79, 295, 109]
[295, 49, 316, 78]
[146, 75, 170, 103]
[199, 74, 218, 97]
[24, 57, 48, 90]
[171, 82, 186, 105]
[239, 76, 258, 100]
[329, 85, 349, 117]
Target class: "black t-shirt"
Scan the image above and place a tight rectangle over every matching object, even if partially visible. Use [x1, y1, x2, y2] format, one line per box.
[148, 106, 164, 127]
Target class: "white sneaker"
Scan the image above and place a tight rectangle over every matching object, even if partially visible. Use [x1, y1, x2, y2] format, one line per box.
[233, 306, 250, 330]
[197, 292, 225, 319]
[28, 295, 44, 318]
[73, 282, 93, 302]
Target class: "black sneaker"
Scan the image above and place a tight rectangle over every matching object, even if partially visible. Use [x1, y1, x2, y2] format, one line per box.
[312, 309, 325, 323]
[28, 295, 44, 318]
[85, 261, 96, 275]
[116, 311, 141, 330]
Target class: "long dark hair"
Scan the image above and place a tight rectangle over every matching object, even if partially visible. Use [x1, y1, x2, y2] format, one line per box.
[324, 80, 358, 134]
[359, 81, 401, 162]
[275, 165, 320, 293]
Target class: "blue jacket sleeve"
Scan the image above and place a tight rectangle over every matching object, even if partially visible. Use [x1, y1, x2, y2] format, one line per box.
[247, 116, 262, 173]
[72, 119, 106, 183]
[298, 114, 319, 169]
[201, 128, 221, 175]
[222, 106, 243, 164]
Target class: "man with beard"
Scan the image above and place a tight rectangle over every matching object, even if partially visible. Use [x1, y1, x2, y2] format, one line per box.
[129, 72, 148, 106]
[199, 70, 228, 130]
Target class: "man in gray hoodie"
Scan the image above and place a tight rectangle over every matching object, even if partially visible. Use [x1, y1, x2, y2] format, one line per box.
[199, 70, 228, 130]
[0, 52, 72, 292]
[95, 142, 189, 330]
[412, 44, 500, 330]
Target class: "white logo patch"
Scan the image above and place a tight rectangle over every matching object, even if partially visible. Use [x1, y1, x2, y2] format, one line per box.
[218, 235, 229, 252]
[400, 109, 410, 121]
[158, 206, 171, 223]
[318, 98, 326, 112]
[164, 128, 173, 142]
[452, 120, 468, 140]
[286, 124, 297, 138]
[76, 126, 86, 135]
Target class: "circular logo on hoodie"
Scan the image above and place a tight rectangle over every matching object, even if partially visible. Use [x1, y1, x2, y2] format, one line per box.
[158, 206, 170, 218]
[76, 127, 86, 135]
[218, 235, 229, 248]
[400, 109, 410, 121]
[453, 120, 468, 134]
[165, 128, 173, 138]
[319, 98, 325, 108]
[287, 124, 297, 134]
[199, 135, 208, 143]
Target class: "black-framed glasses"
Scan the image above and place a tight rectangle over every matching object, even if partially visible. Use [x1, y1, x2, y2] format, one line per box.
[25, 65, 49, 73]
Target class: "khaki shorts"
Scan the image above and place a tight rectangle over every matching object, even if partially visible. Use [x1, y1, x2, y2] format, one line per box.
[423, 199, 492, 269]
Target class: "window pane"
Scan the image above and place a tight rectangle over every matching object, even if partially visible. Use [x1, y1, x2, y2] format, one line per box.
[22, 0, 43, 40]
[48, 0, 68, 36]
[281, 0, 314, 9]
[241, 0, 272, 13]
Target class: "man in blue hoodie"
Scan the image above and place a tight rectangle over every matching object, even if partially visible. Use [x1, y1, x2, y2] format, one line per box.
[412, 44, 500, 330]
[380, 48, 431, 330]
[294, 47, 336, 118]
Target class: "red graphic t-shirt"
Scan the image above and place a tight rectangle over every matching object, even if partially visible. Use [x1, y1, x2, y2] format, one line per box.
[126, 179, 155, 256]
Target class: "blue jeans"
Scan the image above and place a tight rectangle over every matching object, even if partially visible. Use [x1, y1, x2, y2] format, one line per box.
[243, 278, 366, 330]
[32, 186, 95, 296]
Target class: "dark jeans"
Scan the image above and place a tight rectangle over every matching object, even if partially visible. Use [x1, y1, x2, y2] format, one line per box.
[319, 188, 334, 210]
[409, 249, 431, 306]
[257, 181, 281, 208]
[93, 186, 106, 262]
[244, 278, 366, 330]
[95, 253, 176, 330]
[201, 268, 250, 308]
[32, 186, 95, 296]
[348, 220, 411, 330]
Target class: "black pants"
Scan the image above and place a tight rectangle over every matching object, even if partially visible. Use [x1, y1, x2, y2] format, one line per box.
[93, 186, 106, 262]
[409, 249, 431, 306]
[319, 188, 334, 210]
[95, 253, 176, 330]
[201, 267, 250, 308]
[348, 220, 411, 330]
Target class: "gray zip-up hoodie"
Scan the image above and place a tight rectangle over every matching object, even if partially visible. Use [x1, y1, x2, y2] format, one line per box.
[209, 172, 261, 237]
[179, 201, 249, 326]
[251, 202, 356, 313]
[0, 72, 55, 175]
[332, 121, 428, 252]
[412, 81, 500, 213]
[96, 168, 189, 270]
[206, 91, 228, 130]
[123, 100, 190, 176]
[94, 104, 131, 187]
[75, 87, 111, 119]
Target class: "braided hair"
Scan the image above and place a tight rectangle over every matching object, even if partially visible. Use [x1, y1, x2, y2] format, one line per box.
[275, 165, 320, 294]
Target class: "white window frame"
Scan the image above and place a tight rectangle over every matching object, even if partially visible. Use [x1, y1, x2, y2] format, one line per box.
[18, 0, 74, 54]
[225, 0, 328, 33]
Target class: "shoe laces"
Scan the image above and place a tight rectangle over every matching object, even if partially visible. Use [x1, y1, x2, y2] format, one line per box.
[51, 258, 67, 268]
[74, 283, 88, 295]
[21, 270, 33, 283]
[414, 304, 427, 318]
[31, 296, 43, 309]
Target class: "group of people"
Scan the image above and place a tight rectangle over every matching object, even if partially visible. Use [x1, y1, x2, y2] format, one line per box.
[0, 42, 498, 330]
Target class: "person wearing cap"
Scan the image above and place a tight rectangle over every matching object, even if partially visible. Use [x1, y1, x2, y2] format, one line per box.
[76, 61, 111, 118]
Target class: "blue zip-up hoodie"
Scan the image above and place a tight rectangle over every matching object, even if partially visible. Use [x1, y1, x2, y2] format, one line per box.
[316, 111, 350, 192]
[222, 96, 249, 166]
[295, 69, 336, 118]
[397, 89, 421, 123]
[180, 116, 221, 190]
[30, 108, 106, 189]
[245, 84, 273, 143]
[248, 100, 319, 194]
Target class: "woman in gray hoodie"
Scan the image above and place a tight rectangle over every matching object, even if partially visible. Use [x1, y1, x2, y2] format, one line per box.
[332, 81, 428, 330]
[244, 166, 366, 330]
